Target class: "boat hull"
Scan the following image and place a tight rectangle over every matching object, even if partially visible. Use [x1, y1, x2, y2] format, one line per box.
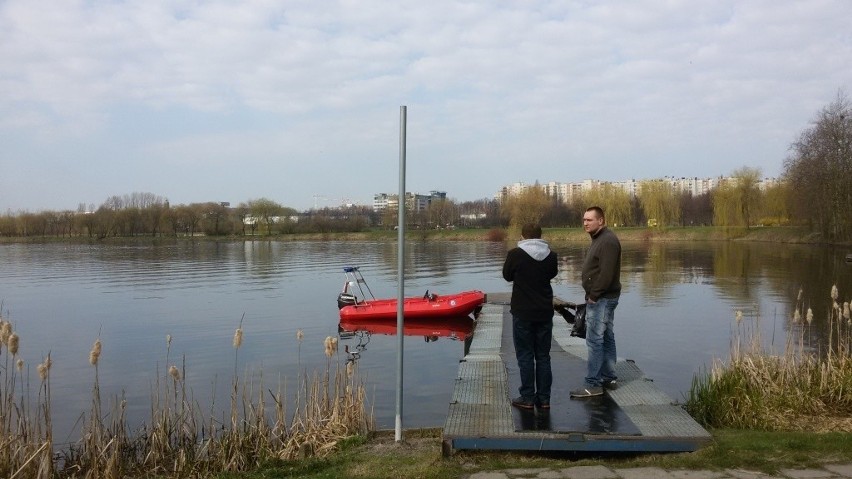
[338, 290, 486, 321]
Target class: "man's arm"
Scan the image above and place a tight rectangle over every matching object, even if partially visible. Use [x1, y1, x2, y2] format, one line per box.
[590, 241, 618, 300]
[502, 250, 515, 282]
[547, 252, 558, 280]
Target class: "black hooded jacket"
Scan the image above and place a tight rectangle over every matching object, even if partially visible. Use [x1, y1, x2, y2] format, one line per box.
[502, 238, 558, 321]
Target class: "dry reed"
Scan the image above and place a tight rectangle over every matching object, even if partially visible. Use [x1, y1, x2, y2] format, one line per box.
[686, 284, 852, 431]
[0, 309, 372, 478]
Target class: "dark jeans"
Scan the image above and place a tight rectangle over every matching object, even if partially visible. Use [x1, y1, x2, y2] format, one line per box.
[512, 316, 553, 404]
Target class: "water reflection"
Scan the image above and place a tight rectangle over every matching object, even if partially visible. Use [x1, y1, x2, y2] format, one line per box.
[516, 408, 552, 431]
[338, 315, 475, 366]
[0, 239, 850, 438]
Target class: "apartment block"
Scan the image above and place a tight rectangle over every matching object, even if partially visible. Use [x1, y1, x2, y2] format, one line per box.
[373, 191, 447, 212]
[496, 176, 780, 203]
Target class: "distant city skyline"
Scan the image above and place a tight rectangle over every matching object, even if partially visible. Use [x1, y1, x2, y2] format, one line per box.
[495, 174, 780, 204]
[366, 174, 778, 213]
[1, 173, 781, 214]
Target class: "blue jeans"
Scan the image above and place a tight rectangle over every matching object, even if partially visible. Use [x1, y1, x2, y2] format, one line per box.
[585, 297, 618, 388]
[513, 316, 553, 403]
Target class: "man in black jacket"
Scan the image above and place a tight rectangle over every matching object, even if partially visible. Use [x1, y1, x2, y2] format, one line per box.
[570, 206, 622, 398]
[502, 223, 558, 410]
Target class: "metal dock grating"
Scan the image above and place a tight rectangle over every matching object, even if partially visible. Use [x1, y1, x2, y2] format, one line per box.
[442, 297, 712, 454]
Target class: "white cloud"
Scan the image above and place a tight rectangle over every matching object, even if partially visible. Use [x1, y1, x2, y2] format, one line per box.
[1, 0, 851, 211]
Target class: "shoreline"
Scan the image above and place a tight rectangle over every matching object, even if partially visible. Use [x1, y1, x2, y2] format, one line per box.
[0, 225, 847, 246]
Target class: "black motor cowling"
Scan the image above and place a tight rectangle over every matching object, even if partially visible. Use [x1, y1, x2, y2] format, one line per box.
[337, 292, 358, 309]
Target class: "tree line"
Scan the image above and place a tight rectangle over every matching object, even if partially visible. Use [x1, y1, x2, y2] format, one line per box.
[0, 183, 764, 239]
[2, 94, 849, 241]
[0, 194, 505, 238]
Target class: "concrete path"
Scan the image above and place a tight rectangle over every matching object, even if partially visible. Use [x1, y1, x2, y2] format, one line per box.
[468, 463, 852, 479]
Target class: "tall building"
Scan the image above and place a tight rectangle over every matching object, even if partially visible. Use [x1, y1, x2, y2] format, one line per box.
[496, 175, 779, 203]
[373, 191, 447, 212]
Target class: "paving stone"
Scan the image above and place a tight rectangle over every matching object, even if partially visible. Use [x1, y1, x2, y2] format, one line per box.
[616, 467, 676, 479]
[503, 468, 551, 477]
[560, 465, 619, 479]
[669, 470, 730, 479]
[726, 469, 784, 479]
[536, 471, 564, 479]
[779, 469, 837, 478]
[825, 464, 852, 478]
[468, 473, 510, 479]
[562, 466, 618, 479]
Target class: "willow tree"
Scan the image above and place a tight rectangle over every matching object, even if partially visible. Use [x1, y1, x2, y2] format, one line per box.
[712, 181, 739, 227]
[576, 184, 633, 227]
[638, 180, 681, 227]
[761, 182, 791, 226]
[712, 168, 762, 228]
[248, 198, 284, 235]
[732, 167, 762, 228]
[502, 186, 550, 230]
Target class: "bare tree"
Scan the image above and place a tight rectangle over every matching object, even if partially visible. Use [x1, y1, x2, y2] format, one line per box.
[182, 204, 205, 236]
[202, 202, 229, 236]
[679, 192, 713, 226]
[427, 198, 455, 228]
[785, 91, 852, 240]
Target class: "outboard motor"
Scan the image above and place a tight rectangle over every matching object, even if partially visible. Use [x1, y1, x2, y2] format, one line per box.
[337, 292, 358, 310]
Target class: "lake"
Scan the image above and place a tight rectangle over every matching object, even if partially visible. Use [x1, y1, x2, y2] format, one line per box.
[1, 238, 849, 445]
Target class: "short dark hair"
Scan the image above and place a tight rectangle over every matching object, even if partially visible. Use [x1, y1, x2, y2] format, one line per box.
[585, 206, 605, 219]
[521, 223, 542, 239]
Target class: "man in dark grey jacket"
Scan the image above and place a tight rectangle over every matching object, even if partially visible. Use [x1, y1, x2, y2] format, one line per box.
[502, 223, 558, 410]
[571, 206, 622, 398]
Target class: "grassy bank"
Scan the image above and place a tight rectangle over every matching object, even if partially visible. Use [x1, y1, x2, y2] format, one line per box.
[280, 225, 830, 244]
[231, 427, 852, 478]
[0, 225, 838, 245]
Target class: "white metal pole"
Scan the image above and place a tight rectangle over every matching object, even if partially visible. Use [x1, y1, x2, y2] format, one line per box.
[395, 105, 407, 442]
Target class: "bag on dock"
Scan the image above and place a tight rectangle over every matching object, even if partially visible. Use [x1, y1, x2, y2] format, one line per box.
[570, 304, 586, 339]
[555, 302, 586, 339]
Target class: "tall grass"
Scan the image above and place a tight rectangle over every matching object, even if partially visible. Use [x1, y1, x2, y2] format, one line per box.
[0, 310, 372, 478]
[686, 285, 852, 431]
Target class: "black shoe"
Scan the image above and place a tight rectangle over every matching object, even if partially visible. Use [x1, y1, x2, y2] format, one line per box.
[603, 379, 618, 389]
[511, 396, 535, 410]
[569, 386, 603, 398]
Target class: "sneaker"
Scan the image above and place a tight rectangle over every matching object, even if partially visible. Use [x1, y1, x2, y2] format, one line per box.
[569, 386, 604, 398]
[511, 396, 535, 410]
[603, 379, 617, 389]
[537, 400, 550, 409]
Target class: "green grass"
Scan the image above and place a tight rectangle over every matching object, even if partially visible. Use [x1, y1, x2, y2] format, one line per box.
[225, 428, 852, 478]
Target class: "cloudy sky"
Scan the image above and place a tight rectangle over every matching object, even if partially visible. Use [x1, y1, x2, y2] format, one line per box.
[2, 1, 850, 212]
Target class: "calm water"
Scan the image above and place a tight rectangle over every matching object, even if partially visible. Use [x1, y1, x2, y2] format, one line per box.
[1, 238, 850, 444]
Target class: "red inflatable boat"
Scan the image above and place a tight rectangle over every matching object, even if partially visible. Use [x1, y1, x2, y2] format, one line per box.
[336, 266, 486, 321]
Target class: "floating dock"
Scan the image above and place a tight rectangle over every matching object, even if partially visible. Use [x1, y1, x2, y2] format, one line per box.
[442, 293, 712, 455]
